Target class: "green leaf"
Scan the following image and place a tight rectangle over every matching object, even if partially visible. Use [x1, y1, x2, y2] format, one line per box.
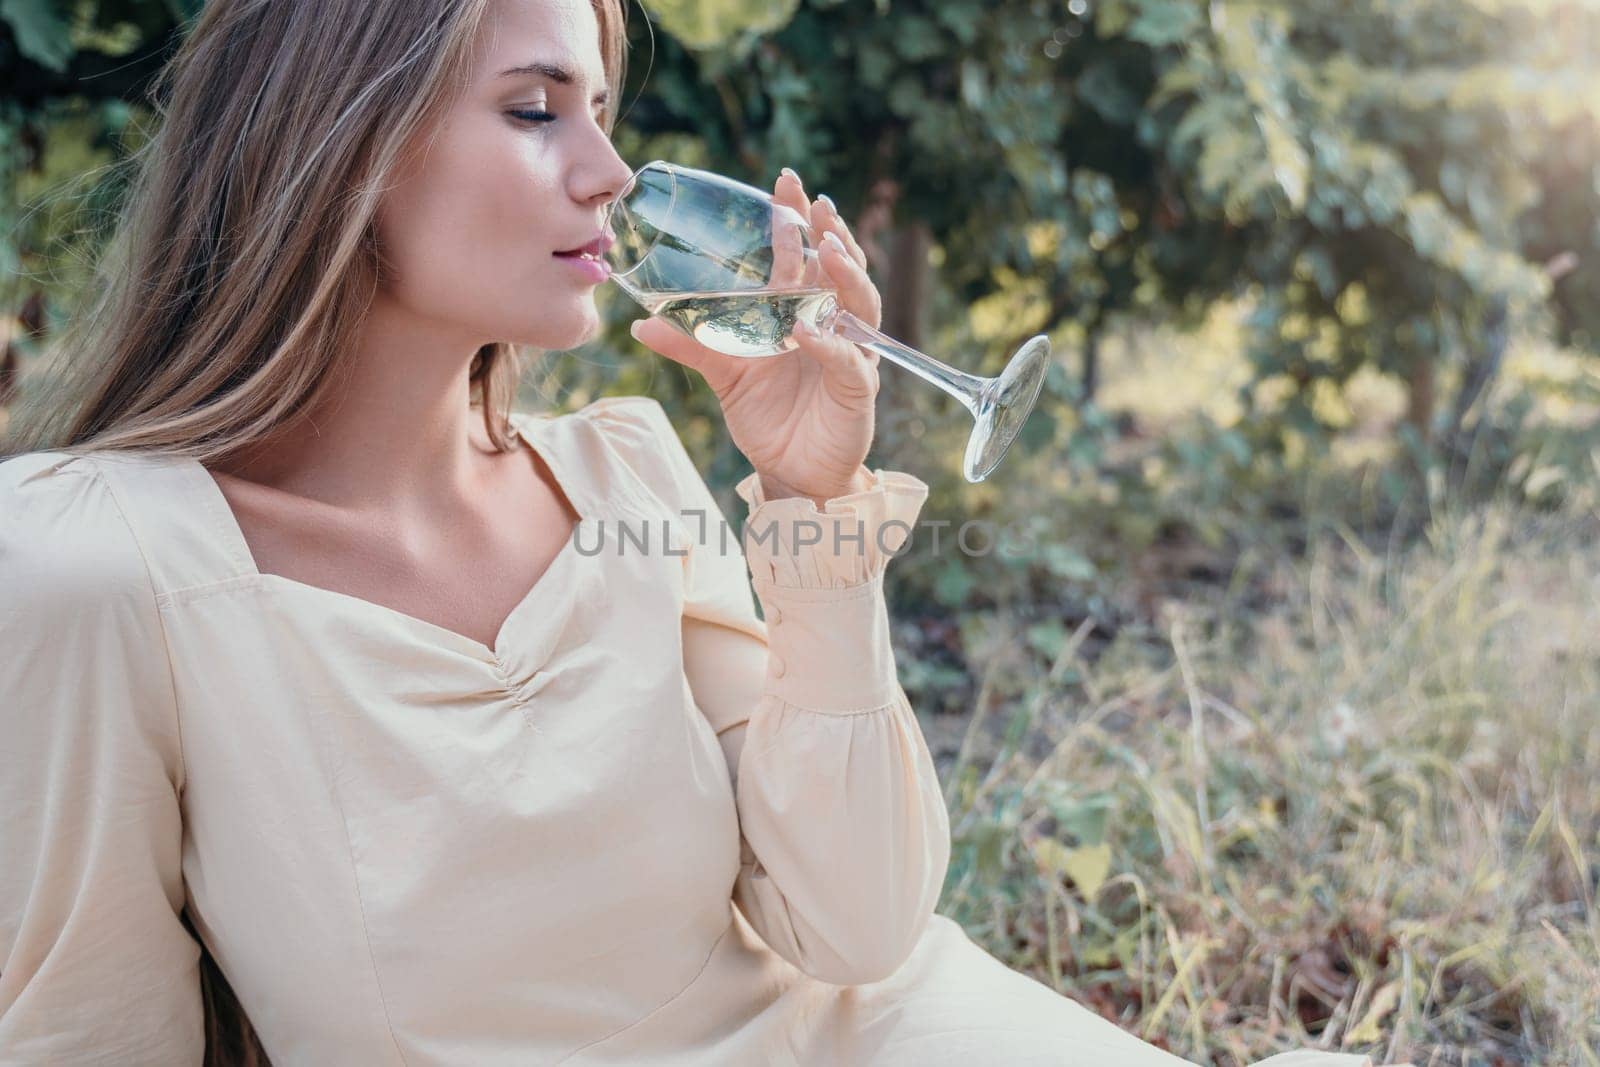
[640, 0, 801, 50]
[2, 0, 74, 72]
[972, 822, 1010, 881]
[1025, 619, 1068, 659]
[932, 557, 976, 607]
[1095, 0, 1134, 37]
[934, 3, 982, 46]
[891, 14, 944, 61]
[1033, 839, 1113, 900]
[959, 59, 989, 109]
[1047, 791, 1114, 845]
[888, 74, 926, 118]
[1149, 57, 1211, 110]
[856, 40, 895, 90]
[1125, 0, 1202, 47]
[1345, 981, 1403, 1044]
[1061, 842, 1112, 900]
[1218, 428, 1252, 467]
[1212, 8, 1308, 211]
[1076, 59, 1143, 126]
[1043, 543, 1097, 582]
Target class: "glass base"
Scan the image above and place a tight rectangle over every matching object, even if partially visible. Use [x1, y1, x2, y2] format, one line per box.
[962, 334, 1051, 483]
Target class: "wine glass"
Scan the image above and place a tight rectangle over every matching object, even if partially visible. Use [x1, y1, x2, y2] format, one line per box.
[600, 160, 1051, 484]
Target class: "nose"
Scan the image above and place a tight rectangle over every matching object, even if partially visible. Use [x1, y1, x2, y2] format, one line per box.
[596, 144, 635, 210]
[577, 128, 636, 212]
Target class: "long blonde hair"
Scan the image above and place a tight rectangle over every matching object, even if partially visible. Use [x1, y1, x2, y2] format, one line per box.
[1, 0, 627, 466]
[2, 0, 628, 1062]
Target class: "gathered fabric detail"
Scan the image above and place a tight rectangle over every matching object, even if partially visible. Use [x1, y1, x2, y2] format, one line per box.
[732, 468, 929, 590]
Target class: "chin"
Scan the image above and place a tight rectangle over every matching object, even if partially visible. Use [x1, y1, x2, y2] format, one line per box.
[507, 310, 601, 352]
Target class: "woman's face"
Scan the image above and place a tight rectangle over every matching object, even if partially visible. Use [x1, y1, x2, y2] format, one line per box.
[374, 0, 632, 353]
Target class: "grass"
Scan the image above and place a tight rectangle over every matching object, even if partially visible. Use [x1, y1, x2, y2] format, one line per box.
[934, 489, 1593, 1062]
[925, 430, 1600, 1062]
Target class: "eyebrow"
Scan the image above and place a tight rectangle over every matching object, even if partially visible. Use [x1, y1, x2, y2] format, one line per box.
[496, 61, 610, 107]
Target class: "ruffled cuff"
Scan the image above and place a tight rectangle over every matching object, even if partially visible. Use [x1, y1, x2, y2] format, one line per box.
[730, 466, 928, 714]
[732, 466, 929, 590]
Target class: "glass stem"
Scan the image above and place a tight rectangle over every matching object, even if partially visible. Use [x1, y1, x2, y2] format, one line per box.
[821, 303, 991, 416]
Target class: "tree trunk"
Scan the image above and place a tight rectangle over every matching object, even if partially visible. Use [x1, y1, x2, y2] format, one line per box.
[850, 158, 935, 446]
[1081, 326, 1100, 402]
[881, 221, 931, 352]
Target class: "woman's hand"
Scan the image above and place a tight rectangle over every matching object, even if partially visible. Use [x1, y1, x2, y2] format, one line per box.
[628, 167, 883, 507]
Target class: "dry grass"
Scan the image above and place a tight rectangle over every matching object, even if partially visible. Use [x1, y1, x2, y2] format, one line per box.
[936, 495, 1600, 1065]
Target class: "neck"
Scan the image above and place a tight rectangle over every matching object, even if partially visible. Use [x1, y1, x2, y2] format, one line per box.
[213, 296, 510, 517]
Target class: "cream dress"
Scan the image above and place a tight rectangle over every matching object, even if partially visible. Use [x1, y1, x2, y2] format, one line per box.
[1, 395, 1387, 1066]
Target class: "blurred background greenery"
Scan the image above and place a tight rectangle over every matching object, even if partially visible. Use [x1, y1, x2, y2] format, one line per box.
[4, 0, 1597, 1062]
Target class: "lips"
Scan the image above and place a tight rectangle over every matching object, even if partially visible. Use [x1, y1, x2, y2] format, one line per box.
[554, 232, 614, 259]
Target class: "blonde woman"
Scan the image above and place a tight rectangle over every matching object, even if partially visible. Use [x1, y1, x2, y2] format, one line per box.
[0, 1, 1407, 1065]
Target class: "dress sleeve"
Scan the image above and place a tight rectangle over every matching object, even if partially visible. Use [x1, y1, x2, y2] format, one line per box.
[583, 396, 950, 986]
[0, 453, 204, 1065]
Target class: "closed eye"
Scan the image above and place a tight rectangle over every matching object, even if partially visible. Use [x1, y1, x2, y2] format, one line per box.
[508, 109, 557, 125]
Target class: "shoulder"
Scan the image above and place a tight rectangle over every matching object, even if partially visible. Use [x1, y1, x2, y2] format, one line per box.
[0, 450, 185, 793]
[0, 450, 158, 619]
[572, 393, 682, 451]
[514, 394, 681, 456]
[525, 395, 709, 513]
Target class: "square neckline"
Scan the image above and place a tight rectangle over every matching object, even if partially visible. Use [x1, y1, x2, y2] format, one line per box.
[181, 410, 595, 665]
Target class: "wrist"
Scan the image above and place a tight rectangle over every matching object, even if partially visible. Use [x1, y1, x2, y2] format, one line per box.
[758, 465, 874, 508]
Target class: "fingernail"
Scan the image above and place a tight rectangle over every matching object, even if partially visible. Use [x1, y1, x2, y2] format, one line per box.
[781, 167, 800, 184]
[823, 231, 846, 253]
[793, 318, 814, 337]
[629, 320, 642, 339]
[817, 193, 837, 215]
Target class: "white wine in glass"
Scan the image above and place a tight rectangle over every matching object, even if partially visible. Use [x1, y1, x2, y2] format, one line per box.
[602, 160, 1051, 483]
[636, 286, 837, 359]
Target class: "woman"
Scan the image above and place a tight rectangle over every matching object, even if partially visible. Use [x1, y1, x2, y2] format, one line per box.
[0, 0, 1404, 1064]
